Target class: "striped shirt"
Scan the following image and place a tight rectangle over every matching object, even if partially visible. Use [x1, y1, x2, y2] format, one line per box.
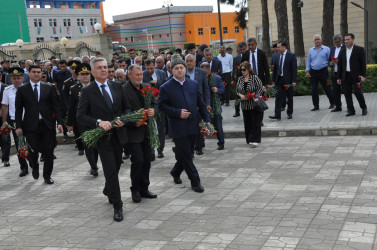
[236, 75, 263, 110]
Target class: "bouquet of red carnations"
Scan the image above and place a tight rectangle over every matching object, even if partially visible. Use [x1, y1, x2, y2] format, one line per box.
[208, 73, 221, 118]
[0, 123, 15, 135]
[141, 86, 160, 149]
[199, 121, 218, 139]
[80, 108, 148, 148]
[17, 135, 33, 159]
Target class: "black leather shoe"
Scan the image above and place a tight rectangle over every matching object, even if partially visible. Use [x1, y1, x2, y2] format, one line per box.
[195, 149, 203, 155]
[131, 190, 141, 203]
[91, 168, 98, 177]
[78, 150, 84, 155]
[150, 154, 155, 162]
[346, 112, 355, 117]
[32, 167, 39, 179]
[233, 112, 240, 117]
[53, 154, 57, 159]
[217, 144, 224, 150]
[19, 169, 29, 177]
[158, 152, 164, 158]
[171, 173, 182, 184]
[63, 134, 68, 142]
[281, 107, 285, 111]
[287, 114, 292, 119]
[331, 108, 342, 112]
[311, 107, 319, 111]
[140, 190, 157, 199]
[192, 184, 204, 193]
[113, 207, 123, 222]
[329, 104, 335, 109]
[3, 161, 10, 167]
[44, 178, 54, 184]
[269, 116, 281, 120]
[362, 108, 368, 116]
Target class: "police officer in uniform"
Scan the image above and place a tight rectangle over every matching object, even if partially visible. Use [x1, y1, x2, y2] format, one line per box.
[67, 63, 99, 176]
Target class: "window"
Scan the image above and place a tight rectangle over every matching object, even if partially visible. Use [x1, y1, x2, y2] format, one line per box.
[189, 30, 191, 34]
[198, 28, 203, 35]
[125, 37, 128, 41]
[90, 18, 97, 26]
[211, 27, 216, 34]
[131, 36, 134, 43]
[235, 26, 239, 33]
[152, 35, 155, 39]
[36, 37, 44, 42]
[38, 19, 42, 27]
[179, 32, 182, 36]
[52, 37, 59, 41]
[256, 26, 272, 50]
[63, 19, 71, 27]
[167, 33, 169, 37]
[223, 27, 228, 34]
[49, 19, 57, 27]
[77, 18, 84, 26]
[34, 19, 38, 27]
[159, 34, 162, 38]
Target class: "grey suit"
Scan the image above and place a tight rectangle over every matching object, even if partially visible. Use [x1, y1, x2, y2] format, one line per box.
[142, 69, 167, 89]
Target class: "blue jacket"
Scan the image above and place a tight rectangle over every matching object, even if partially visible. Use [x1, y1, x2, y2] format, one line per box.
[158, 77, 210, 138]
[208, 74, 225, 110]
[272, 51, 297, 85]
[142, 69, 167, 89]
[191, 67, 210, 106]
[200, 57, 223, 76]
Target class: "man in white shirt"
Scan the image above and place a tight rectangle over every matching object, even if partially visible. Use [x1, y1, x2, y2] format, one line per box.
[217, 46, 233, 106]
[2, 67, 28, 176]
[329, 34, 345, 112]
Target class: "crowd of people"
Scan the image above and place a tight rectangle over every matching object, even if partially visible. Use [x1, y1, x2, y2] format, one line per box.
[0, 32, 367, 221]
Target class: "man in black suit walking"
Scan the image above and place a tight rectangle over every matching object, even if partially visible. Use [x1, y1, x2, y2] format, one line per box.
[124, 64, 158, 203]
[329, 34, 345, 112]
[15, 65, 64, 184]
[269, 42, 297, 120]
[77, 58, 129, 222]
[337, 33, 367, 117]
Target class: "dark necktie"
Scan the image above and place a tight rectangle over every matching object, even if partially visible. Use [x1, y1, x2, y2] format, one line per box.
[100, 84, 113, 110]
[252, 51, 257, 74]
[279, 54, 284, 76]
[33, 84, 38, 102]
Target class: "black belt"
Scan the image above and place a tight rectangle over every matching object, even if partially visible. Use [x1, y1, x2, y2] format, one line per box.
[311, 67, 327, 72]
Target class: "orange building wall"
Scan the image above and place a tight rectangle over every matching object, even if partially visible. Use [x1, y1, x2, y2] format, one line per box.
[185, 13, 244, 46]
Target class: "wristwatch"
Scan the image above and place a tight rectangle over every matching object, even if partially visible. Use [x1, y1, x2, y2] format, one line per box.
[96, 119, 102, 127]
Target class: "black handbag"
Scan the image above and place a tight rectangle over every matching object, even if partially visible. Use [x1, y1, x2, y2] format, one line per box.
[252, 97, 269, 112]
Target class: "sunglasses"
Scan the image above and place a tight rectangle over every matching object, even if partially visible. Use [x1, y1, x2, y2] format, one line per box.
[241, 68, 247, 72]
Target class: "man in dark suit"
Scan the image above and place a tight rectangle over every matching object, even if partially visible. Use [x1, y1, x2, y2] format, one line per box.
[337, 33, 367, 117]
[15, 65, 64, 184]
[269, 42, 297, 120]
[200, 48, 222, 76]
[155, 56, 168, 77]
[158, 54, 210, 193]
[143, 59, 167, 159]
[185, 54, 210, 155]
[233, 42, 247, 117]
[195, 44, 208, 67]
[77, 58, 129, 222]
[124, 64, 158, 203]
[67, 63, 99, 176]
[329, 34, 346, 112]
[125, 48, 137, 66]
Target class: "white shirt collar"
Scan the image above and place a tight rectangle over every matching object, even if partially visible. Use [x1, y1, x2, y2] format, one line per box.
[30, 81, 41, 86]
[173, 76, 185, 85]
[95, 79, 109, 88]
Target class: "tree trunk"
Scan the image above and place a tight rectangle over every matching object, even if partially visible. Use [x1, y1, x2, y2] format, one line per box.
[291, 0, 306, 66]
[261, 0, 272, 58]
[340, 0, 348, 38]
[321, 0, 334, 46]
[274, 0, 290, 50]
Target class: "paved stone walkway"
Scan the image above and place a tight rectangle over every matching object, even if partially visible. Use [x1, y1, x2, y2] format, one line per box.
[1, 136, 377, 249]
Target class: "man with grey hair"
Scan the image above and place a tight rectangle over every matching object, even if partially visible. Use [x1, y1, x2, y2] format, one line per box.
[329, 34, 345, 112]
[155, 56, 167, 76]
[166, 61, 172, 78]
[217, 45, 233, 106]
[185, 53, 210, 155]
[77, 57, 129, 222]
[81, 56, 90, 64]
[115, 68, 127, 84]
[306, 34, 334, 111]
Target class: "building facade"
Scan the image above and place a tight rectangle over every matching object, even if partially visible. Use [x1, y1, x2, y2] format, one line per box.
[26, 0, 105, 43]
[247, 0, 376, 59]
[0, 0, 30, 45]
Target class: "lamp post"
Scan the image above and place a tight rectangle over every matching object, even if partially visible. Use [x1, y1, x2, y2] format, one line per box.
[162, 1, 173, 47]
[16, 39, 24, 48]
[217, 0, 223, 46]
[143, 29, 150, 51]
[94, 23, 102, 34]
[351, 1, 368, 64]
[60, 37, 68, 46]
[205, 25, 211, 45]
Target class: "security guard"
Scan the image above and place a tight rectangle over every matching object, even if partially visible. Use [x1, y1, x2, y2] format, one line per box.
[1, 67, 28, 175]
[63, 60, 81, 112]
[67, 63, 99, 177]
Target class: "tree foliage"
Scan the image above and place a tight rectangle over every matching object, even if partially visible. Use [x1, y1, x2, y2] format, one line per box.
[220, 0, 248, 29]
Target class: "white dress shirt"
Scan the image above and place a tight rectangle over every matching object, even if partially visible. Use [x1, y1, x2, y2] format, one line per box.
[249, 48, 258, 75]
[279, 50, 287, 76]
[95, 79, 114, 102]
[217, 53, 233, 73]
[346, 46, 353, 72]
[334, 46, 341, 72]
[173, 76, 185, 86]
[30, 81, 42, 119]
[2, 85, 21, 120]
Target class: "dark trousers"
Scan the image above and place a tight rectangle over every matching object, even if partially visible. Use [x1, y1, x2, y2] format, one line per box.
[331, 74, 342, 108]
[274, 79, 293, 117]
[128, 139, 151, 192]
[9, 120, 28, 170]
[97, 135, 123, 207]
[0, 131, 10, 162]
[242, 109, 262, 144]
[221, 72, 231, 104]
[194, 113, 205, 151]
[123, 144, 130, 156]
[25, 121, 56, 179]
[156, 110, 166, 153]
[235, 95, 240, 113]
[85, 146, 98, 170]
[73, 123, 84, 150]
[342, 72, 367, 112]
[310, 68, 334, 108]
[212, 114, 224, 145]
[170, 135, 201, 187]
